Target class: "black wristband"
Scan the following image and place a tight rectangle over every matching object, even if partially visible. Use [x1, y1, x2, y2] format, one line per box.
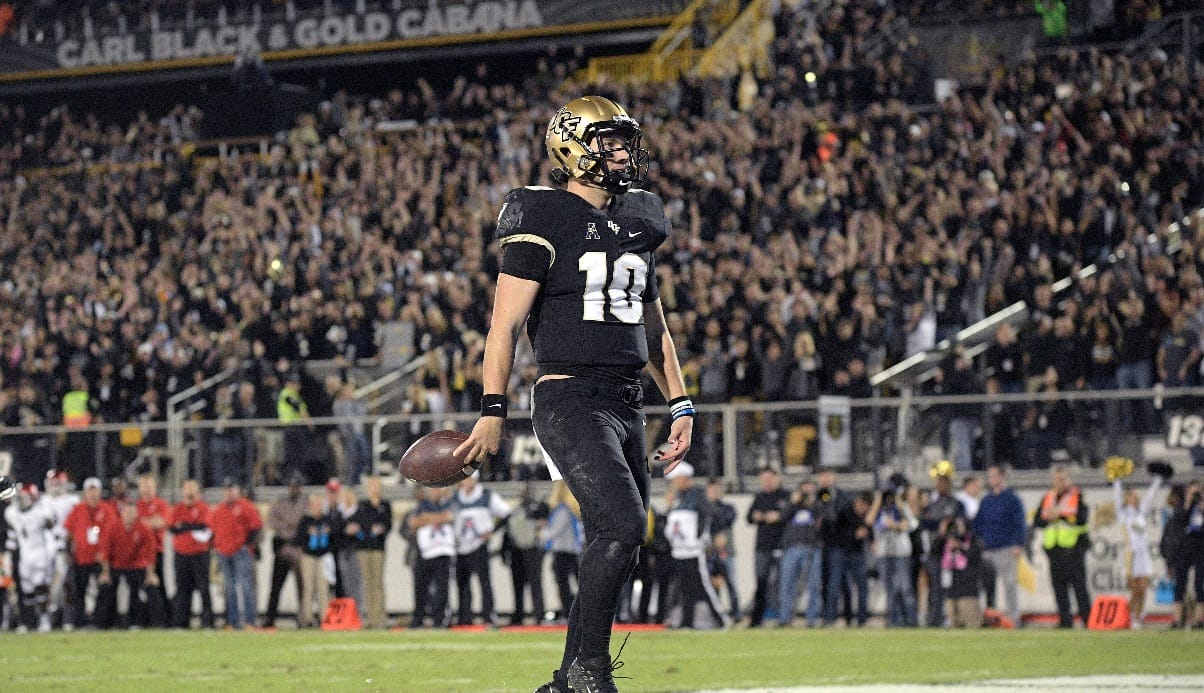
[481, 394, 508, 418]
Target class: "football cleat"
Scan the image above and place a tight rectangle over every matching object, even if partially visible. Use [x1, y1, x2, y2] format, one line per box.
[533, 671, 569, 693]
[545, 96, 648, 195]
[566, 655, 622, 693]
[565, 632, 631, 692]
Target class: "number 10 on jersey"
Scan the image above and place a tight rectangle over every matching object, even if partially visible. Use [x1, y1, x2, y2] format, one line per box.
[579, 251, 648, 324]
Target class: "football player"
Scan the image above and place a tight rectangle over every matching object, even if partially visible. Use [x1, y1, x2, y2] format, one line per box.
[4, 483, 57, 632]
[42, 470, 79, 629]
[457, 95, 694, 693]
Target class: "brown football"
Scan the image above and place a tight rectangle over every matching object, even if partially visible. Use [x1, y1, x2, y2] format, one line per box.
[398, 430, 476, 487]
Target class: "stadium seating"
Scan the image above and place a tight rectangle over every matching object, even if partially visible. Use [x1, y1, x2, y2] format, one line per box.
[0, 0, 1200, 481]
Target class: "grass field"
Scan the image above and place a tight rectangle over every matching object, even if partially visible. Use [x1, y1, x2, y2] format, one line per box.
[3, 627, 1203, 692]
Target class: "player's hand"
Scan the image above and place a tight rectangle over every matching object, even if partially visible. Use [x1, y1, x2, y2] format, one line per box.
[655, 415, 693, 474]
[456, 416, 505, 466]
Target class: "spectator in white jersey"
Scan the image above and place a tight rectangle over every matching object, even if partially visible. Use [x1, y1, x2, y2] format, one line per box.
[664, 462, 730, 630]
[453, 472, 511, 627]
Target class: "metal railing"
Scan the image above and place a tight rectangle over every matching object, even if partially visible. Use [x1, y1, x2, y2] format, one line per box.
[3, 385, 1199, 499]
[165, 367, 238, 482]
[692, 0, 775, 80]
[352, 353, 433, 414]
[873, 205, 1202, 389]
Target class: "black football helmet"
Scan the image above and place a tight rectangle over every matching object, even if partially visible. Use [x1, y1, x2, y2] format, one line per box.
[545, 95, 648, 195]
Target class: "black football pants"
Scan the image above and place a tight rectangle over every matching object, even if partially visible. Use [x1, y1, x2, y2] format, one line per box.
[533, 376, 649, 669]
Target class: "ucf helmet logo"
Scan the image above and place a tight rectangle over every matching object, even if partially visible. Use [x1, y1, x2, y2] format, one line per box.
[826, 414, 844, 440]
[550, 108, 582, 143]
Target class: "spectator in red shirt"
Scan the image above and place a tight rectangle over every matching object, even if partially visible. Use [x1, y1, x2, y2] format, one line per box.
[63, 477, 116, 629]
[98, 502, 159, 629]
[169, 480, 214, 629]
[105, 477, 130, 516]
[210, 479, 263, 629]
[136, 474, 170, 627]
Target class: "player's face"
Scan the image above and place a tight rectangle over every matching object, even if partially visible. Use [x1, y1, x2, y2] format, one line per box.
[595, 135, 632, 173]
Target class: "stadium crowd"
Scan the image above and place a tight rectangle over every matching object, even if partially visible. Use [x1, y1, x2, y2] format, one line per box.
[1, 0, 1202, 485]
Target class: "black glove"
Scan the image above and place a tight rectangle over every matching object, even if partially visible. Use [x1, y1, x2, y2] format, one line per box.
[0, 476, 15, 502]
[1148, 461, 1174, 481]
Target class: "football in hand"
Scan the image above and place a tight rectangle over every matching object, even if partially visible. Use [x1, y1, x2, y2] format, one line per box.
[399, 430, 476, 487]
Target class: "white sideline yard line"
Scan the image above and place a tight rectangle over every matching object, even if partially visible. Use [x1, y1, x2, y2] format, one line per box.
[701, 674, 1204, 692]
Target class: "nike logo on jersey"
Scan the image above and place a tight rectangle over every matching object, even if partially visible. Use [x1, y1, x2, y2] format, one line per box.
[628, 231, 642, 238]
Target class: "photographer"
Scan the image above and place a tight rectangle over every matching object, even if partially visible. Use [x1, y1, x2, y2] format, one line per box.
[829, 491, 879, 627]
[777, 479, 823, 627]
[874, 484, 918, 627]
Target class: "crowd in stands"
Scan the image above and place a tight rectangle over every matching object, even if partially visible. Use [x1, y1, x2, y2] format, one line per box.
[899, 0, 1189, 29]
[0, 0, 1203, 481]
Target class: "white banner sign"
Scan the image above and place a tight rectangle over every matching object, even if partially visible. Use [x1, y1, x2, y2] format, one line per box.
[818, 395, 852, 469]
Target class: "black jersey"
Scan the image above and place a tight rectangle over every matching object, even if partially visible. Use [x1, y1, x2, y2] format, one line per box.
[496, 186, 670, 383]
